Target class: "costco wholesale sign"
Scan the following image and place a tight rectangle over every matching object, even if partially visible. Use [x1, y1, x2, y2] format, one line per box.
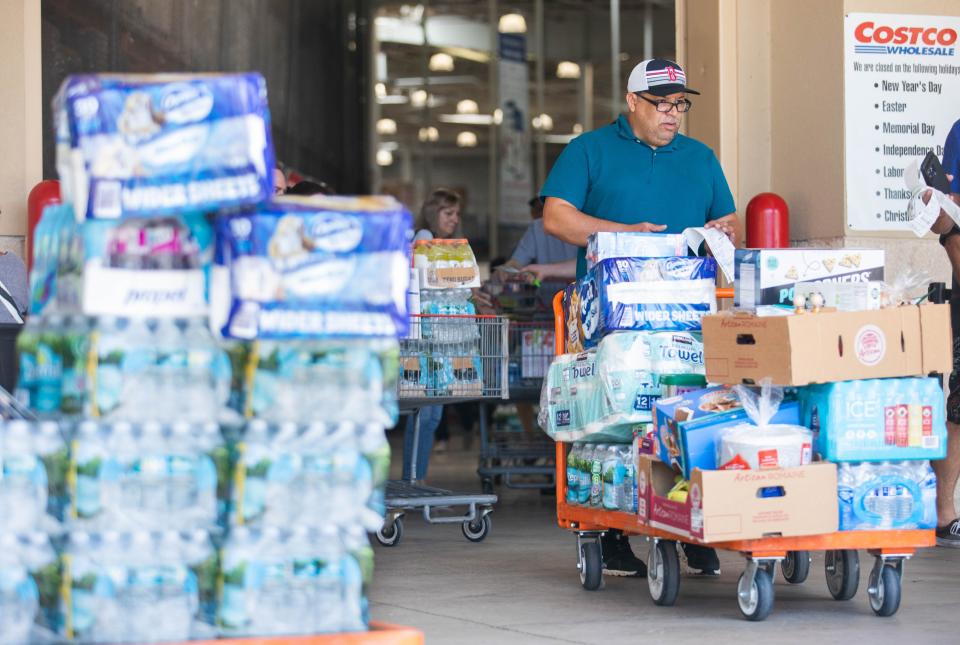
[844, 13, 960, 232]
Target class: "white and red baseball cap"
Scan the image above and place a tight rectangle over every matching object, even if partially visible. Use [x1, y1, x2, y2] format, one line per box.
[627, 58, 700, 96]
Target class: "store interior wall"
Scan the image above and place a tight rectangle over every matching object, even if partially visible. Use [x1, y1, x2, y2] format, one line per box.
[682, 0, 958, 284]
[40, 0, 369, 195]
[0, 0, 42, 253]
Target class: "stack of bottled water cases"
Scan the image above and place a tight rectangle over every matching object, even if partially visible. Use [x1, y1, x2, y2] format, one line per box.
[564, 443, 637, 513]
[406, 239, 484, 398]
[7, 70, 408, 642]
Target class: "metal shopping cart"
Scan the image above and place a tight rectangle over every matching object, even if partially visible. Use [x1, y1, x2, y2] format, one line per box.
[376, 314, 509, 547]
[477, 318, 556, 494]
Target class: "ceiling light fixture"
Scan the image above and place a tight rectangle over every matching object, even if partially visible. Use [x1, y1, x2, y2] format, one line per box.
[457, 131, 478, 148]
[376, 149, 394, 166]
[376, 118, 397, 135]
[532, 113, 554, 131]
[498, 13, 527, 34]
[418, 126, 440, 142]
[556, 61, 581, 79]
[457, 99, 479, 115]
[410, 89, 428, 107]
[429, 52, 455, 72]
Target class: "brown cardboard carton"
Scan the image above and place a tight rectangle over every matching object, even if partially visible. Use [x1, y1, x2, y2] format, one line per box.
[702, 304, 952, 386]
[689, 462, 838, 542]
[635, 455, 838, 541]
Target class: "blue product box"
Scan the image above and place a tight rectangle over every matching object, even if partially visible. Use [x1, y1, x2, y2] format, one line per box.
[576, 257, 717, 347]
[55, 73, 275, 220]
[799, 377, 947, 462]
[213, 195, 412, 340]
[653, 386, 801, 478]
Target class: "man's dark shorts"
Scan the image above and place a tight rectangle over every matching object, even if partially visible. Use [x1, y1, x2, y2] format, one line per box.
[949, 299, 960, 424]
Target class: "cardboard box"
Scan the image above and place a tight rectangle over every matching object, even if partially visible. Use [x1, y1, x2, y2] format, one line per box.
[702, 304, 952, 386]
[635, 455, 838, 541]
[735, 249, 884, 309]
[794, 281, 883, 312]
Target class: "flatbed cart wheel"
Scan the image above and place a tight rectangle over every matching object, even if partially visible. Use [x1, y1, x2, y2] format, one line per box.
[462, 514, 492, 543]
[647, 540, 680, 606]
[579, 541, 603, 591]
[738, 567, 774, 621]
[868, 564, 902, 617]
[782, 550, 811, 584]
[376, 517, 404, 547]
[825, 549, 860, 600]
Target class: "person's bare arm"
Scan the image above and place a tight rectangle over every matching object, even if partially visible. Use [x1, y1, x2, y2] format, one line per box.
[943, 234, 960, 286]
[925, 174, 959, 235]
[522, 259, 577, 282]
[542, 197, 666, 247]
[704, 213, 738, 244]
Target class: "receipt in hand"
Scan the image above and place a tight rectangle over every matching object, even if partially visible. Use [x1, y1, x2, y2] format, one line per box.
[684, 227, 735, 282]
[905, 158, 960, 237]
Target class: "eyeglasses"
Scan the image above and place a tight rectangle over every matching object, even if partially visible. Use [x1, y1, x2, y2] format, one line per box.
[634, 93, 693, 113]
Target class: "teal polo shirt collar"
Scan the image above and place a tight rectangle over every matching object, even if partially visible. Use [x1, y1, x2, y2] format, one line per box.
[614, 114, 680, 152]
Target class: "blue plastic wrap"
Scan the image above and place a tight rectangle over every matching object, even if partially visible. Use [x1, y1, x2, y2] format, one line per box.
[54, 73, 275, 220]
[575, 257, 717, 347]
[213, 195, 413, 340]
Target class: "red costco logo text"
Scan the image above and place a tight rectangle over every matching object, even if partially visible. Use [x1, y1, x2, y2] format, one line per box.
[854, 21, 958, 46]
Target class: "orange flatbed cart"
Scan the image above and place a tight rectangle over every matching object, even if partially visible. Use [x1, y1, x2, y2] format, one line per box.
[550, 290, 935, 621]
[186, 622, 423, 645]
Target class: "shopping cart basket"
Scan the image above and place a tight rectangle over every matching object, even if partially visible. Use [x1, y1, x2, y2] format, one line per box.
[377, 314, 508, 547]
[477, 318, 556, 493]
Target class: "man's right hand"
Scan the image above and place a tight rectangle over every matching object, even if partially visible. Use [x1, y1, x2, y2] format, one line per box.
[627, 222, 668, 233]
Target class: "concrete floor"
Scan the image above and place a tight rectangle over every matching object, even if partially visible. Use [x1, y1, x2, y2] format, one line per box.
[370, 434, 960, 644]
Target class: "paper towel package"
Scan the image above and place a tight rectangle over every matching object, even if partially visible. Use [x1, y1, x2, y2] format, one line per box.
[212, 195, 412, 340]
[717, 423, 813, 471]
[540, 331, 708, 443]
[837, 461, 937, 530]
[575, 257, 717, 348]
[586, 232, 686, 269]
[800, 377, 947, 462]
[653, 387, 801, 478]
[55, 73, 275, 221]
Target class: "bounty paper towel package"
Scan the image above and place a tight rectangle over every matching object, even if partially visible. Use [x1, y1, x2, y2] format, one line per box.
[586, 232, 686, 269]
[212, 195, 412, 340]
[55, 73, 274, 221]
[800, 377, 947, 462]
[576, 257, 717, 348]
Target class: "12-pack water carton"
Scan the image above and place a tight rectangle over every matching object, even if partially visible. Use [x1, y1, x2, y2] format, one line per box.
[837, 461, 937, 530]
[800, 377, 947, 462]
[55, 73, 275, 221]
[212, 195, 412, 340]
[572, 257, 717, 348]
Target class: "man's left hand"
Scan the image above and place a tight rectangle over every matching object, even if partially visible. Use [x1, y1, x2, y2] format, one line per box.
[705, 214, 738, 245]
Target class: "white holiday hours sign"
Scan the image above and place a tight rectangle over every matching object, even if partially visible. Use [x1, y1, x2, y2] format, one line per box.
[844, 13, 960, 232]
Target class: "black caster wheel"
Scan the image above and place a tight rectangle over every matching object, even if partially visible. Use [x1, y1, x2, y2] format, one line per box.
[462, 514, 492, 543]
[738, 567, 775, 621]
[868, 564, 902, 617]
[376, 517, 404, 547]
[647, 540, 681, 606]
[481, 478, 495, 494]
[825, 549, 860, 600]
[580, 540, 603, 591]
[782, 550, 811, 584]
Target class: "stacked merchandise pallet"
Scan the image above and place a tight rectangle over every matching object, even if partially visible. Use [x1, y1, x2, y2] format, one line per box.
[542, 235, 948, 621]
[4, 73, 417, 643]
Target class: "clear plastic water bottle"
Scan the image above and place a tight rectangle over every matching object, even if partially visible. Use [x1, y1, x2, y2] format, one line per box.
[121, 317, 158, 422]
[339, 528, 369, 632]
[602, 445, 622, 511]
[103, 421, 140, 527]
[1, 419, 48, 531]
[312, 525, 343, 633]
[0, 533, 39, 645]
[138, 422, 169, 518]
[94, 316, 126, 419]
[14, 314, 44, 408]
[196, 422, 227, 527]
[182, 318, 218, 422]
[577, 445, 594, 505]
[73, 421, 107, 525]
[36, 420, 70, 521]
[253, 527, 297, 636]
[61, 314, 91, 416]
[21, 531, 58, 633]
[94, 531, 128, 644]
[154, 319, 186, 423]
[154, 531, 194, 642]
[618, 444, 636, 513]
[125, 531, 160, 643]
[298, 422, 332, 522]
[35, 313, 64, 414]
[184, 529, 218, 629]
[237, 420, 273, 527]
[218, 526, 256, 635]
[590, 444, 606, 508]
[168, 421, 199, 523]
[566, 444, 581, 504]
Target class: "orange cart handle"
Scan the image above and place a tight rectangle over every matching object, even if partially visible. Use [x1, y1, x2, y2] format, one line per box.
[552, 290, 566, 356]
[717, 286, 733, 300]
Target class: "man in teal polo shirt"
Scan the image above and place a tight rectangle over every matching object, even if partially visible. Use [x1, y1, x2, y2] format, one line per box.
[543, 58, 735, 578]
[543, 58, 736, 279]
